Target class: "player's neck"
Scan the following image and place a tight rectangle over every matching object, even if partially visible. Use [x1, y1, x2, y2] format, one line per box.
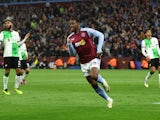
[6, 28, 13, 32]
[75, 28, 80, 34]
[147, 37, 151, 39]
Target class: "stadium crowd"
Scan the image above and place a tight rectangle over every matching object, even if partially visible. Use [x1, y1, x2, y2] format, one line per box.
[0, 0, 160, 65]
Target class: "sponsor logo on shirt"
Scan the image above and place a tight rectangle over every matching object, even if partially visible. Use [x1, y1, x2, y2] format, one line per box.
[75, 39, 86, 47]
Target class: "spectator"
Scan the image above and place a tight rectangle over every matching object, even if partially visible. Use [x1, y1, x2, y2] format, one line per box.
[141, 58, 149, 69]
[0, 0, 159, 63]
[128, 59, 135, 69]
[107, 57, 118, 69]
[67, 56, 76, 66]
[54, 56, 64, 69]
[39, 57, 48, 69]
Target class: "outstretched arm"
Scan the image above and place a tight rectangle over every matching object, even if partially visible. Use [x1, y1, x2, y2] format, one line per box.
[82, 28, 104, 58]
[66, 34, 77, 56]
[18, 32, 30, 46]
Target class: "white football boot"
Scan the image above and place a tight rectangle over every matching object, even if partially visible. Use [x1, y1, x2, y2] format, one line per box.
[103, 80, 110, 92]
[107, 98, 113, 108]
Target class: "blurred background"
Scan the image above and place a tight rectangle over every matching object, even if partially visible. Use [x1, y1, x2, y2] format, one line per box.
[0, 0, 159, 69]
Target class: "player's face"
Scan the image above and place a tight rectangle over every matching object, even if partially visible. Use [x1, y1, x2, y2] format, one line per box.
[145, 30, 152, 39]
[3, 21, 13, 30]
[70, 20, 79, 32]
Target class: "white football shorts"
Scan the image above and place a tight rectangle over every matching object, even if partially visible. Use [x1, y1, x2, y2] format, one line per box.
[80, 58, 101, 77]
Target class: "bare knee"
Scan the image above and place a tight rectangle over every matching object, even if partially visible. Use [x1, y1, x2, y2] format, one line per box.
[90, 67, 98, 80]
[16, 68, 23, 75]
[86, 76, 98, 89]
[150, 67, 156, 73]
[25, 68, 30, 74]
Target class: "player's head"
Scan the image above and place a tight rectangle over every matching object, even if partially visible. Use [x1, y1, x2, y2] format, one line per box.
[145, 29, 152, 39]
[69, 17, 80, 33]
[3, 19, 13, 31]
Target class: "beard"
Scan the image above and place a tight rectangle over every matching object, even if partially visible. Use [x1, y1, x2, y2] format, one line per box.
[8, 25, 12, 30]
[5, 25, 12, 31]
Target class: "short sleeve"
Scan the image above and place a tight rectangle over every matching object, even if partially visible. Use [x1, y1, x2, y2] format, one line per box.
[0, 32, 4, 41]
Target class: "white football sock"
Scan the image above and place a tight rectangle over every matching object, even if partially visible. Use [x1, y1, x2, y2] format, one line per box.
[3, 75, 9, 90]
[15, 75, 22, 89]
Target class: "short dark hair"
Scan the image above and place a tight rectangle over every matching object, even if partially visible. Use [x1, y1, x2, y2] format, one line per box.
[2, 17, 13, 24]
[70, 17, 80, 23]
[144, 29, 151, 33]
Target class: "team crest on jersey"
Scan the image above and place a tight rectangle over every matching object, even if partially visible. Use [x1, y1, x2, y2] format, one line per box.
[81, 32, 86, 37]
[75, 39, 86, 47]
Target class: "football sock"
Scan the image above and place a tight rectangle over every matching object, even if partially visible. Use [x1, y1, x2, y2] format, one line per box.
[145, 71, 154, 81]
[97, 74, 106, 84]
[22, 72, 27, 80]
[94, 85, 110, 100]
[15, 75, 21, 89]
[3, 75, 9, 90]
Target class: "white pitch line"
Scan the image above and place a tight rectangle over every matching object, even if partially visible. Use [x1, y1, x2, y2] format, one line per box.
[152, 102, 160, 104]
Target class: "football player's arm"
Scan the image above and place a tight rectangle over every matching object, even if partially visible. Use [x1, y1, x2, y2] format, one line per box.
[84, 28, 104, 58]
[155, 38, 160, 57]
[0, 32, 4, 41]
[0, 32, 4, 46]
[18, 32, 30, 46]
[66, 34, 77, 56]
[141, 40, 150, 61]
[25, 51, 28, 60]
[67, 43, 77, 56]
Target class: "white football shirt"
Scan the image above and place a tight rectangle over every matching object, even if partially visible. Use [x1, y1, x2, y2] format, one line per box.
[19, 43, 28, 60]
[141, 37, 160, 59]
[0, 30, 20, 57]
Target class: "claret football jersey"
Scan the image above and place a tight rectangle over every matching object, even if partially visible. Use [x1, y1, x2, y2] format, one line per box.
[68, 28, 97, 64]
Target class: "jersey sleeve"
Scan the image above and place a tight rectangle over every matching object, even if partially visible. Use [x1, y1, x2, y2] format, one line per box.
[17, 32, 21, 42]
[66, 33, 77, 56]
[155, 38, 160, 56]
[81, 28, 104, 53]
[0, 32, 4, 42]
[141, 40, 147, 57]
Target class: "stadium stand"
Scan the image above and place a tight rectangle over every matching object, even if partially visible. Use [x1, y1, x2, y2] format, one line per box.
[0, 0, 159, 69]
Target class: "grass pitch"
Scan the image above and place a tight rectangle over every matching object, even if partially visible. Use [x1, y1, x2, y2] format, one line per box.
[0, 69, 160, 120]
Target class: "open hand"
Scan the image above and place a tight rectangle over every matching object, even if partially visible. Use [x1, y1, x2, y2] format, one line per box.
[24, 32, 30, 40]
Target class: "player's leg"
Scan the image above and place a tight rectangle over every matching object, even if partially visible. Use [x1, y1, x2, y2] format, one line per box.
[3, 68, 11, 95]
[144, 59, 156, 87]
[2, 57, 11, 95]
[15, 68, 23, 94]
[144, 66, 155, 87]
[90, 64, 113, 108]
[90, 58, 113, 108]
[21, 67, 30, 85]
[21, 61, 30, 85]
[90, 58, 110, 92]
[86, 75, 113, 108]
[14, 58, 23, 94]
[97, 74, 110, 92]
[81, 59, 113, 108]
[24, 67, 30, 78]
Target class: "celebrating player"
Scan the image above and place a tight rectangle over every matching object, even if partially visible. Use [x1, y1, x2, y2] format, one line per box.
[67, 17, 113, 108]
[141, 29, 160, 88]
[0, 18, 30, 95]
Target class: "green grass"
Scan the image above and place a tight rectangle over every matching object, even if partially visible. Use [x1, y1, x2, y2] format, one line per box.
[0, 69, 160, 120]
